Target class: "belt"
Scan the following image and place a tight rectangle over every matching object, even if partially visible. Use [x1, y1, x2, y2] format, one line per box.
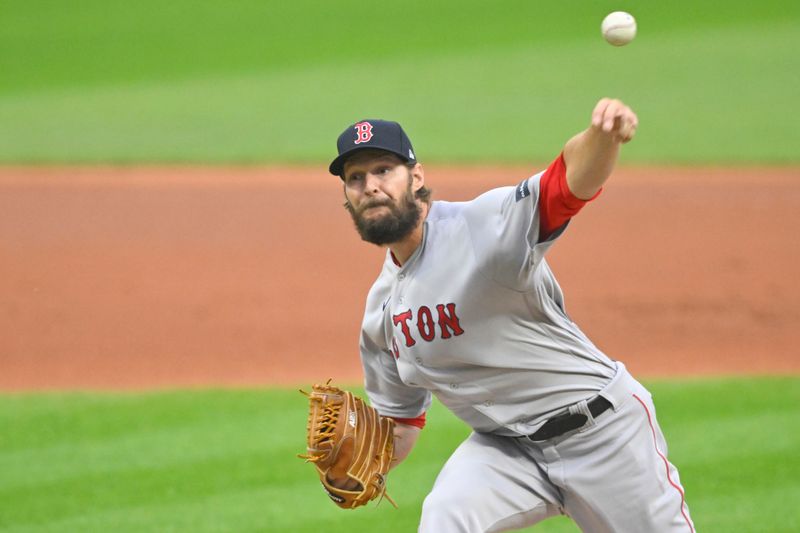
[527, 396, 612, 441]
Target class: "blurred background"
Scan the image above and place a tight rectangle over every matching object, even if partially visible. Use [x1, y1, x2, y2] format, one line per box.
[1, 1, 799, 531]
[1, 0, 798, 164]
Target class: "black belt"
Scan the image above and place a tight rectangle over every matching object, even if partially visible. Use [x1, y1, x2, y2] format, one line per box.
[528, 396, 612, 441]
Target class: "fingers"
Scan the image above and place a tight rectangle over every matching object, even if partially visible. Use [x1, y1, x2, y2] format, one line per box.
[591, 98, 638, 143]
[616, 114, 637, 143]
[591, 97, 612, 128]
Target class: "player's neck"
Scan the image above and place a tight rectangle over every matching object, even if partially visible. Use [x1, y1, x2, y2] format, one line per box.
[388, 202, 429, 266]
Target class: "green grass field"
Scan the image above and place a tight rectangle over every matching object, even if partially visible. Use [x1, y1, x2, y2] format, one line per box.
[1, 0, 798, 163]
[1, 377, 799, 532]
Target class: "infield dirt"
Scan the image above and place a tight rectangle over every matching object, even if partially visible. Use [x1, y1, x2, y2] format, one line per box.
[1, 166, 798, 390]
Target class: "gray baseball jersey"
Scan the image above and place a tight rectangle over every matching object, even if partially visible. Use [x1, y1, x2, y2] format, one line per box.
[359, 169, 694, 532]
[360, 170, 615, 435]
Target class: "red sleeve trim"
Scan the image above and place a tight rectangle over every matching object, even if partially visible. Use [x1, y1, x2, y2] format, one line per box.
[538, 152, 601, 241]
[390, 412, 426, 429]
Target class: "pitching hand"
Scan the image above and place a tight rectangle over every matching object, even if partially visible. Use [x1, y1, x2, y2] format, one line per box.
[591, 98, 638, 143]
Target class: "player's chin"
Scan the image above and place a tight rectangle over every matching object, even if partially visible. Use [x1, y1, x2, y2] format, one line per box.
[355, 215, 406, 244]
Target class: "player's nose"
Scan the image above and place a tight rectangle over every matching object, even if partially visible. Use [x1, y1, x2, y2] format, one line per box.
[363, 173, 383, 195]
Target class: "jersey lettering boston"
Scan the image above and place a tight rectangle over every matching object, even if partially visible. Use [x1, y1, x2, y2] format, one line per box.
[392, 303, 464, 347]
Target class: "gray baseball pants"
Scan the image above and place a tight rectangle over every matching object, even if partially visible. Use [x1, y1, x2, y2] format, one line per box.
[419, 364, 695, 532]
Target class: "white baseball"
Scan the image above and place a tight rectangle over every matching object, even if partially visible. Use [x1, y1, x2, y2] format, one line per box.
[601, 11, 637, 46]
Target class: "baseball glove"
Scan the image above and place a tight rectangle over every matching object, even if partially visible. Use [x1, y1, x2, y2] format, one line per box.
[298, 380, 396, 509]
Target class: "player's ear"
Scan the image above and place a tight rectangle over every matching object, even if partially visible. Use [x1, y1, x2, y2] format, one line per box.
[410, 163, 425, 193]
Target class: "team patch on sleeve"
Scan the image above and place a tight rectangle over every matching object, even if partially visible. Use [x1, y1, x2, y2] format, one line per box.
[515, 179, 530, 202]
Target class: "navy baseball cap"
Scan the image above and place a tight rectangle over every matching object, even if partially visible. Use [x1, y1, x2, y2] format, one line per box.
[329, 119, 417, 177]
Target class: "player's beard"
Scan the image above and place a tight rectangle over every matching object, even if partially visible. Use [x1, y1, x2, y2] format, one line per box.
[346, 180, 422, 246]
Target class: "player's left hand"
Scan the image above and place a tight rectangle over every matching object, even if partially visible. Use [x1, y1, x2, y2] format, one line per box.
[591, 98, 638, 144]
[298, 380, 397, 509]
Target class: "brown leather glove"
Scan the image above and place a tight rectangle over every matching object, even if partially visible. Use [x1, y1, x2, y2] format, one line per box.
[299, 380, 396, 509]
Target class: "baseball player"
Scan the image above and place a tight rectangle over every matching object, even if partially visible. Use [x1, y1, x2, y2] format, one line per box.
[327, 98, 694, 532]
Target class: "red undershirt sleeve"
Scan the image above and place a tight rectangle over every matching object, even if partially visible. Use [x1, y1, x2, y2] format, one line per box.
[390, 412, 426, 429]
[537, 152, 602, 241]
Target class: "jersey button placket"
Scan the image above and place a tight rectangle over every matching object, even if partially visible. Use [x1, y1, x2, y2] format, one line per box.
[397, 273, 405, 305]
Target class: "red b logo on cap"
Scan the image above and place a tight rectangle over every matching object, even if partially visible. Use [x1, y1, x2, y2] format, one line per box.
[353, 121, 374, 144]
